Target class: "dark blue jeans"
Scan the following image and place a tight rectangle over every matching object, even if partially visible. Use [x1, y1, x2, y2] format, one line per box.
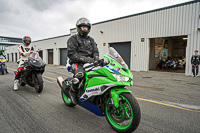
[192, 64, 199, 76]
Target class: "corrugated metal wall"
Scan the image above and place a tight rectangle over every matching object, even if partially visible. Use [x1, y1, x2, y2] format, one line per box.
[6, 1, 200, 75]
[90, 2, 200, 75]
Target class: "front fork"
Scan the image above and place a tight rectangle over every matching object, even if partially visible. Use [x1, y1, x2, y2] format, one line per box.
[107, 87, 132, 112]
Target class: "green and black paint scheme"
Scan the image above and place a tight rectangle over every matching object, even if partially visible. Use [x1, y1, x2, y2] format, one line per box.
[59, 47, 141, 133]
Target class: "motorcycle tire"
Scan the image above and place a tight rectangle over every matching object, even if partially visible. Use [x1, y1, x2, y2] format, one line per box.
[61, 78, 76, 107]
[61, 90, 76, 107]
[105, 92, 141, 133]
[34, 73, 43, 93]
[1, 65, 4, 75]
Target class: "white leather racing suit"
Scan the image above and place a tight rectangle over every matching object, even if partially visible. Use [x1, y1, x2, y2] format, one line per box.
[18, 44, 34, 67]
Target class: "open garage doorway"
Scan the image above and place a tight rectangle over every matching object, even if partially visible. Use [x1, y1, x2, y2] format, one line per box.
[11, 53, 13, 62]
[39, 50, 43, 59]
[149, 36, 187, 73]
[48, 49, 53, 64]
[7, 54, 9, 62]
[15, 53, 17, 62]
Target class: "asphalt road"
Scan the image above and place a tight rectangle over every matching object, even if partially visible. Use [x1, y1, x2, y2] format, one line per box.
[0, 62, 200, 133]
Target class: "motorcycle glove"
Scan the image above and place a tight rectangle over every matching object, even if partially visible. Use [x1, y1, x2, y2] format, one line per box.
[79, 57, 94, 63]
[94, 56, 99, 61]
[86, 57, 94, 63]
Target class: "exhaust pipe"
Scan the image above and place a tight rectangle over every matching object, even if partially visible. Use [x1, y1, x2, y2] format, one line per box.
[57, 76, 70, 97]
[14, 70, 17, 75]
[57, 76, 64, 89]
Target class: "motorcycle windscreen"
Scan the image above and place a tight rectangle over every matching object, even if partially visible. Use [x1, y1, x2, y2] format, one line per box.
[30, 52, 41, 60]
[29, 53, 45, 67]
[107, 47, 129, 70]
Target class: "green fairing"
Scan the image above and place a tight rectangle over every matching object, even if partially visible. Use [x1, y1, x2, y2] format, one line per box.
[84, 55, 133, 89]
[104, 55, 133, 79]
[83, 53, 133, 108]
[110, 87, 132, 108]
[84, 68, 117, 88]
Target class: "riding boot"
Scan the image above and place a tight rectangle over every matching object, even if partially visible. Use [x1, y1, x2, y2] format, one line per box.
[5, 69, 8, 74]
[69, 78, 79, 105]
[14, 79, 19, 91]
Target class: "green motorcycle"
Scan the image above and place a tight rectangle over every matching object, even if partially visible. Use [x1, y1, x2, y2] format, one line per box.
[57, 47, 141, 133]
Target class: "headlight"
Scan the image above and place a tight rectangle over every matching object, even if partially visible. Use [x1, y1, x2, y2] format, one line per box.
[112, 73, 130, 82]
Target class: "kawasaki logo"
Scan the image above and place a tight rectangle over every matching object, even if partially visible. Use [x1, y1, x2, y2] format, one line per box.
[86, 88, 100, 93]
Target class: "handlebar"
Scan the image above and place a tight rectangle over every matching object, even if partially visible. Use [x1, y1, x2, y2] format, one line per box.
[83, 59, 109, 69]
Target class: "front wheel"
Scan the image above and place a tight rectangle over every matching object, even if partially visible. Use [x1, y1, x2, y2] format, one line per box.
[105, 93, 141, 133]
[34, 73, 43, 93]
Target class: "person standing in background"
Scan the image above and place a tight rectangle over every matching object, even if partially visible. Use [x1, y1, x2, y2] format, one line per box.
[191, 50, 200, 77]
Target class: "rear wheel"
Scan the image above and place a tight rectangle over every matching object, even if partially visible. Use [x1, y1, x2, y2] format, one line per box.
[61, 90, 76, 107]
[34, 73, 43, 93]
[105, 93, 141, 133]
[61, 78, 76, 107]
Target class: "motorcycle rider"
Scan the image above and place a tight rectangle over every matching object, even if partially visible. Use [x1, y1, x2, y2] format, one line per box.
[14, 36, 34, 90]
[0, 50, 8, 73]
[191, 50, 200, 77]
[67, 18, 99, 104]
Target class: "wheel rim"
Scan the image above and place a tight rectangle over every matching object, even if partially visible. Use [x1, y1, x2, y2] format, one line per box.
[106, 95, 133, 130]
[62, 92, 72, 104]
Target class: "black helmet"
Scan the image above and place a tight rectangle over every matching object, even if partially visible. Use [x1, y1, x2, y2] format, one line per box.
[0, 50, 3, 55]
[76, 18, 91, 37]
[22, 36, 31, 46]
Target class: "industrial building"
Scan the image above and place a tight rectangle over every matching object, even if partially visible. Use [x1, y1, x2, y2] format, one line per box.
[0, 36, 22, 49]
[0, 36, 22, 61]
[6, 0, 200, 75]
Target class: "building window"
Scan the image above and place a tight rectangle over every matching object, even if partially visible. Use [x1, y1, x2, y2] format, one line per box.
[10, 38, 22, 43]
[0, 37, 22, 43]
[0, 38, 9, 42]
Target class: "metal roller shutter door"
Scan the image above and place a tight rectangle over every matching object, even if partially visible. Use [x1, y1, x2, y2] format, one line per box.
[110, 42, 131, 68]
[60, 48, 67, 66]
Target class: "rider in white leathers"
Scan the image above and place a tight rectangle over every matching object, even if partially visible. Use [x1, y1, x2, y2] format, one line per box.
[14, 36, 34, 91]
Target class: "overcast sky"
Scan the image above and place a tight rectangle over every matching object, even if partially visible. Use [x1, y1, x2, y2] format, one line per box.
[0, 0, 191, 41]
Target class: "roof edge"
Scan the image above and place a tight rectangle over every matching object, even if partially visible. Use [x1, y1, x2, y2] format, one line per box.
[32, 34, 71, 43]
[93, 0, 200, 26]
[70, 0, 199, 28]
[0, 36, 22, 39]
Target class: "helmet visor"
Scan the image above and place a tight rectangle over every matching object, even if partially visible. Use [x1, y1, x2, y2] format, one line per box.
[24, 40, 31, 45]
[76, 18, 91, 27]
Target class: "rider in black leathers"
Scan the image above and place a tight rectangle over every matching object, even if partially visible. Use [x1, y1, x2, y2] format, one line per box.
[67, 18, 99, 104]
